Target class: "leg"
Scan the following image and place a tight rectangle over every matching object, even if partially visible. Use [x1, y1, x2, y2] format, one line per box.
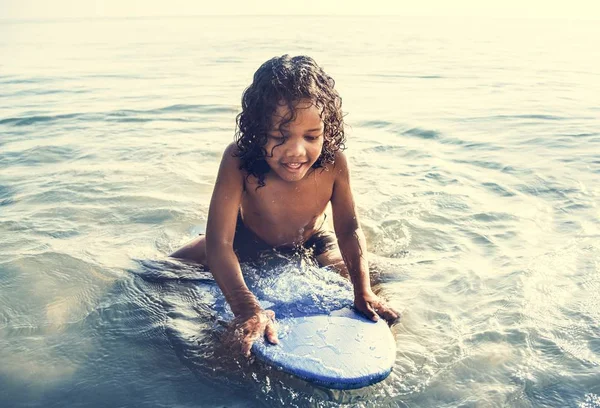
[316, 248, 382, 287]
[316, 248, 349, 279]
[170, 235, 207, 266]
[169, 214, 269, 266]
[306, 229, 349, 278]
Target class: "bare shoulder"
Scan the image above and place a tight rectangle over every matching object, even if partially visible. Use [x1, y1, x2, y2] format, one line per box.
[218, 142, 243, 171]
[207, 143, 244, 244]
[214, 142, 245, 188]
[222, 142, 241, 163]
[331, 150, 351, 179]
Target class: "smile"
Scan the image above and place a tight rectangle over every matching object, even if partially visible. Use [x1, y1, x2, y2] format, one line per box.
[282, 162, 305, 171]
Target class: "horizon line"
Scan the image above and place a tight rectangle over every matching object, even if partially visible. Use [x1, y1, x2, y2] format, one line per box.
[2, 14, 599, 23]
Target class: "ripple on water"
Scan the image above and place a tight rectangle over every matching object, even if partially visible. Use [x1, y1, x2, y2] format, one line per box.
[1, 15, 598, 407]
[0, 144, 82, 167]
[0, 250, 120, 403]
[0, 184, 17, 207]
[471, 211, 519, 223]
[357, 120, 443, 141]
[510, 240, 600, 405]
[3, 252, 112, 319]
[480, 181, 518, 197]
[0, 112, 83, 127]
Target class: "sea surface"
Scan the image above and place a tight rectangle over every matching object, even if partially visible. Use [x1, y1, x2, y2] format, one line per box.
[1, 15, 599, 408]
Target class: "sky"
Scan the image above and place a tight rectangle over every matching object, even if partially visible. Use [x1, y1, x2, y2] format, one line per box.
[1, 0, 599, 20]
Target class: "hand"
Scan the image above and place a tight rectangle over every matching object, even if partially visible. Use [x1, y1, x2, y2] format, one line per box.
[224, 309, 279, 357]
[354, 290, 400, 325]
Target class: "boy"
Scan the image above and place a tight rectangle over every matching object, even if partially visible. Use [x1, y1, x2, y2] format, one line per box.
[171, 55, 399, 356]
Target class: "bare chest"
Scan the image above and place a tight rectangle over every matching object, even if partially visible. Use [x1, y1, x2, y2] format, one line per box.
[240, 169, 335, 244]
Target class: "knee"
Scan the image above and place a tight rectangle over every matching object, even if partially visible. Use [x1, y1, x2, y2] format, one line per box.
[170, 236, 207, 265]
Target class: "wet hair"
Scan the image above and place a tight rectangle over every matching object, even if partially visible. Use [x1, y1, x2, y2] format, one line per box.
[234, 55, 345, 187]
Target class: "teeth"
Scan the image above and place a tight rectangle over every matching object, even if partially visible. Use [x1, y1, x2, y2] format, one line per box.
[285, 163, 302, 168]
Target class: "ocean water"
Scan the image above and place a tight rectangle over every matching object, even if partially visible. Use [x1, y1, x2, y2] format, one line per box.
[1, 15, 599, 407]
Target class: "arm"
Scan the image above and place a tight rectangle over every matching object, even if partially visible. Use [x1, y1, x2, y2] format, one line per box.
[206, 143, 278, 354]
[330, 151, 399, 324]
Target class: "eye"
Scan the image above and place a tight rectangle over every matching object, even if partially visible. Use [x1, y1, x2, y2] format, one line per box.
[304, 134, 322, 141]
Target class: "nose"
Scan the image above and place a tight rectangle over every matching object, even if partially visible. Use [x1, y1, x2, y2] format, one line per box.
[284, 138, 306, 158]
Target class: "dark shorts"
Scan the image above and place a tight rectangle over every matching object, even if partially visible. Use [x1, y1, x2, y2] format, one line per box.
[232, 213, 338, 263]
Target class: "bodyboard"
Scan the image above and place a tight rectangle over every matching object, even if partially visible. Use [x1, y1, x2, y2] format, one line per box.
[251, 307, 395, 389]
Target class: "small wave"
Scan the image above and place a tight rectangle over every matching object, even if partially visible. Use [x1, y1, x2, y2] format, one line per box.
[454, 158, 505, 171]
[481, 182, 517, 197]
[0, 184, 16, 207]
[403, 127, 440, 139]
[103, 104, 238, 123]
[132, 258, 213, 283]
[515, 176, 582, 201]
[460, 142, 503, 151]
[0, 88, 88, 98]
[566, 132, 599, 138]
[0, 113, 83, 126]
[472, 212, 519, 222]
[0, 198, 15, 207]
[507, 114, 565, 121]
[0, 103, 237, 127]
[357, 120, 441, 140]
[0, 145, 79, 166]
[0, 75, 70, 85]
[105, 116, 190, 123]
[358, 120, 395, 129]
[110, 104, 238, 115]
[363, 145, 428, 160]
[463, 114, 569, 122]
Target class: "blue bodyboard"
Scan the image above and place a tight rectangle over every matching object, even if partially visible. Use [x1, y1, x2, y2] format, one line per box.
[251, 307, 396, 389]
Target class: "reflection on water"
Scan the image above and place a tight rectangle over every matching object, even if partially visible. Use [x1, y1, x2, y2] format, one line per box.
[1, 15, 599, 408]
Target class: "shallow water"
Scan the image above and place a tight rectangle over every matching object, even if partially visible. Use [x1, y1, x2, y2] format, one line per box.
[1, 16, 599, 407]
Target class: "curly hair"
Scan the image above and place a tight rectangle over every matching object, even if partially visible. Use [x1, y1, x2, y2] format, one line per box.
[234, 55, 345, 187]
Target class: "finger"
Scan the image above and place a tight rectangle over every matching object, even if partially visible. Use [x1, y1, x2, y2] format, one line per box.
[241, 334, 255, 357]
[246, 325, 261, 343]
[264, 321, 279, 344]
[265, 310, 276, 320]
[364, 303, 380, 322]
[379, 306, 400, 325]
[240, 322, 261, 357]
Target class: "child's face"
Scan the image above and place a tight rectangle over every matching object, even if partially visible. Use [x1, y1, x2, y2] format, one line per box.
[264, 100, 324, 183]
